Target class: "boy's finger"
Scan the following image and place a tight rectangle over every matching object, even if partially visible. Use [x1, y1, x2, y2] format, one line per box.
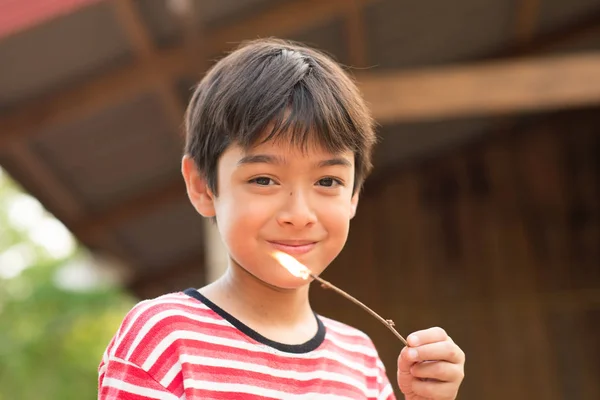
[407, 326, 448, 347]
[411, 378, 460, 400]
[408, 341, 465, 364]
[410, 360, 464, 382]
[397, 346, 417, 373]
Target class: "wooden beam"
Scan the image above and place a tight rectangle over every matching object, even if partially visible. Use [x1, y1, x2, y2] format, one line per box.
[358, 52, 600, 124]
[5, 0, 599, 244]
[0, 48, 189, 149]
[498, 7, 600, 57]
[111, 0, 185, 126]
[514, 0, 541, 45]
[73, 179, 186, 240]
[1, 141, 84, 223]
[47, 51, 600, 237]
[174, 0, 207, 73]
[344, 0, 368, 68]
[112, 0, 154, 56]
[6, 42, 600, 155]
[0, 1, 596, 149]
[0, 0, 376, 149]
[208, 0, 376, 51]
[0, 142, 144, 272]
[0, 0, 380, 242]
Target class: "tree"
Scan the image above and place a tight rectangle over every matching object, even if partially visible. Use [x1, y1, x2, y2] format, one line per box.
[0, 169, 135, 400]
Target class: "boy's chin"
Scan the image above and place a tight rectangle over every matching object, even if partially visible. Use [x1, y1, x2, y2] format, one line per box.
[248, 268, 312, 291]
[262, 275, 312, 291]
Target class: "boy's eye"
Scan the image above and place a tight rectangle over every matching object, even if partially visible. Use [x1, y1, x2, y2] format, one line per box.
[249, 177, 275, 186]
[317, 177, 342, 187]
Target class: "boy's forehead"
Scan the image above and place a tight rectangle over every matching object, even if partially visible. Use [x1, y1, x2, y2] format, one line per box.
[239, 140, 354, 161]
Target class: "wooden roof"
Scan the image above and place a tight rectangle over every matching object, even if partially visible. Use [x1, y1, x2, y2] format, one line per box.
[1, 0, 599, 297]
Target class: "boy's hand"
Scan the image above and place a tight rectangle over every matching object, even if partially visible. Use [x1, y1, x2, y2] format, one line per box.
[397, 327, 465, 400]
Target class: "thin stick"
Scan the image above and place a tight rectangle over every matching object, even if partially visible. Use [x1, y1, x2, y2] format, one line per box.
[310, 273, 408, 346]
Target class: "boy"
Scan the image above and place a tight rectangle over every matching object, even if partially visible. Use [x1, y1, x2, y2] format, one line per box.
[99, 38, 465, 399]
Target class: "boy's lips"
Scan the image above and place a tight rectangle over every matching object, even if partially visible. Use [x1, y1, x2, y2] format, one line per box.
[267, 240, 317, 255]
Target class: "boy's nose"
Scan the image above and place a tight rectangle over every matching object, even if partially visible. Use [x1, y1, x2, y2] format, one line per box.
[276, 190, 317, 228]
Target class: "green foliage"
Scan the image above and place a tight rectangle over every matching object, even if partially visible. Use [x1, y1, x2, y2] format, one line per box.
[0, 171, 135, 399]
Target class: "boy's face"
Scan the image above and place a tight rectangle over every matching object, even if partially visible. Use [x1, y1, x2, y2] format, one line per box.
[184, 139, 359, 289]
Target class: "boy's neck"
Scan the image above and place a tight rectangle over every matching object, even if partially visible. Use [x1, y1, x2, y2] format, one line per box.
[199, 261, 318, 345]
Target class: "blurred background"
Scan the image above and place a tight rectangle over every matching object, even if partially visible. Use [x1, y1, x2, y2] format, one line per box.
[0, 0, 599, 399]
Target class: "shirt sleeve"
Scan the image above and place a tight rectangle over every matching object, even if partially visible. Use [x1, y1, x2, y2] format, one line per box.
[99, 356, 179, 400]
[375, 356, 396, 400]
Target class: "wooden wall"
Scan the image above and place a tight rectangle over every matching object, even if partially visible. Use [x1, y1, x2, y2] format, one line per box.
[312, 109, 600, 399]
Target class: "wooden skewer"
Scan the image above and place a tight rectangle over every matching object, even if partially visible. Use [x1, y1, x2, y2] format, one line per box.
[310, 273, 408, 346]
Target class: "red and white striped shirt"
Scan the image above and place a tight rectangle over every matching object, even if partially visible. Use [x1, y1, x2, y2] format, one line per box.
[99, 289, 395, 399]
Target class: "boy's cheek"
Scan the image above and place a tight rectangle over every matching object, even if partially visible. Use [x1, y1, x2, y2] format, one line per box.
[319, 196, 355, 217]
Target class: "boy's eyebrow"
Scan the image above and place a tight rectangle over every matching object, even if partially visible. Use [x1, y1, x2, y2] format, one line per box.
[317, 158, 352, 168]
[237, 154, 284, 166]
[237, 154, 352, 168]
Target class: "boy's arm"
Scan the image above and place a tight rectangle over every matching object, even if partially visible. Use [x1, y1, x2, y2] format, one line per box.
[99, 356, 179, 400]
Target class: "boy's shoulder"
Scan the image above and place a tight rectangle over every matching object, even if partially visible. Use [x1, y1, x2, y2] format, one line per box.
[104, 290, 220, 362]
[319, 314, 380, 354]
[318, 315, 388, 372]
[320, 314, 371, 338]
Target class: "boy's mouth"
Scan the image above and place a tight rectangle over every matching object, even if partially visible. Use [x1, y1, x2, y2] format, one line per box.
[267, 240, 317, 255]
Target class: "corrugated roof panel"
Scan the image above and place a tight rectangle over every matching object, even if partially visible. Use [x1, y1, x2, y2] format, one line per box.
[0, 0, 105, 39]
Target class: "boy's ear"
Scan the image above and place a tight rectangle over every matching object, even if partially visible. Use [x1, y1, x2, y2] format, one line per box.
[350, 192, 359, 219]
[181, 155, 216, 217]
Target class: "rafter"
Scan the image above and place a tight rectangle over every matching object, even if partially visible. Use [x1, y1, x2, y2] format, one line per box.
[3, 0, 600, 248]
[175, 0, 207, 73]
[358, 52, 600, 124]
[0, 0, 379, 149]
[498, 7, 600, 57]
[111, 0, 185, 126]
[514, 0, 541, 45]
[344, 0, 368, 68]
[0, 48, 188, 149]
[73, 179, 186, 241]
[208, 0, 376, 50]
[2, 141, 84, 223]
[64, 51, 600, 240]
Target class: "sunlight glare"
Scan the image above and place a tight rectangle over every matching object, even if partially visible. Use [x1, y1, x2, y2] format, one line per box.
[7, 193, 45, 231]
[0, 244, 36, 279]
[30, 218, 76, 259]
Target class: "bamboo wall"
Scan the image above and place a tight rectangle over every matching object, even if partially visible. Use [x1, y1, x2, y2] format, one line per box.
[312, 109, 600, 399]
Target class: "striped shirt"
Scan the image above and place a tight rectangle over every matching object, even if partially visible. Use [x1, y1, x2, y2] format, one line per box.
[99, 289, 395, 399]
